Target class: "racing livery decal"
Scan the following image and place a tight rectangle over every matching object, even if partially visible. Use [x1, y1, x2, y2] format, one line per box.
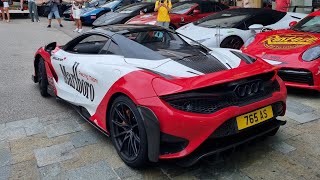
[60, 62, 95, 101]
[262, 33, 318, 49]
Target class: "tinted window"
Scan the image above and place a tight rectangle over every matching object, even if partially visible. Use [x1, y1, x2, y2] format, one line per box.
[292, 16, 320, 33]
[216, 3, 229, 10]
[195, 13, 249, 28]
[100, 1, 120, 8]
[244, 12, 281, 28]
[65, 34, 109, 54]
[171, 3, 197, 14]
[122, 30, 192, 51]
[200, 2, 214, 13]
[107, 41, 123, 55]
[116, 4, 147, 13]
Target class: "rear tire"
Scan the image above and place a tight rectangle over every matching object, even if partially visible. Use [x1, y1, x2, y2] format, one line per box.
[220, 36, 244, 49]
[38, 58, 49, 97]
[108, 95, 148, 168]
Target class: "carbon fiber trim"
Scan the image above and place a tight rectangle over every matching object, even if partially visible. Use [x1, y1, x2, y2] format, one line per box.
[175, 55, 228, 74]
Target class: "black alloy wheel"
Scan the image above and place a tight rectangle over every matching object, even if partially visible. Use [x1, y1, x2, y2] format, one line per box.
[109, 96, 148, 167]
[220, 36, 244, 49]
[38, 58, 49, 97]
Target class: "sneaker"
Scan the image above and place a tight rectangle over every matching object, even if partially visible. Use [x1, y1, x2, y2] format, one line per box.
[77, 29, 83, 33]
[73, 28, 79, 32]
[47, 25, 51, 28]
[60, 24, 63, 27]
[31, 20, 34, 22]
[37, 20, 40, 22]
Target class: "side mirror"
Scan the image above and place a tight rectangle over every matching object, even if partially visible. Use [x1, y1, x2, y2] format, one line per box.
[44, 42, 56, 53]
[248, 24, 264, 31]
[193, 9, 200, 15]
[289, 21, 298, 27]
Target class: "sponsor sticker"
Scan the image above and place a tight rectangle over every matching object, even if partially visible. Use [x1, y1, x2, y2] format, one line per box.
[262, 33, 318, 50]
[60, 62, 95, 102]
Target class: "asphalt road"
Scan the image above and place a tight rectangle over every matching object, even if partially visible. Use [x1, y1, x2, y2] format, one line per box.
[0, 17, 74, 123]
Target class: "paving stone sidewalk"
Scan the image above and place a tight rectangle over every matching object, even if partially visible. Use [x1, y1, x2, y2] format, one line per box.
[1, 18, 320, 180]
[0, 98, 319, 180]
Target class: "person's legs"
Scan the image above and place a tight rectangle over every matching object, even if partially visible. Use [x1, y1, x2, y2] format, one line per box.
[78, 19, 82, 31]
[28, 2, 34, 22]
[53, 10, 62, 27]
[0, 7, 4, 21]
[3, 2, 9, 22]
[48, 11, 53, 27]
[4, 7, 9, 22]
[20, 0, 23, 10]
[33, 2, 39, 22]
[163, 22, 169, 28]
[74, 9, 82, 32]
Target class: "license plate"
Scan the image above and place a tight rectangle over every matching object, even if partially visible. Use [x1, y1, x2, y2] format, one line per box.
[236, 105, 273, 130]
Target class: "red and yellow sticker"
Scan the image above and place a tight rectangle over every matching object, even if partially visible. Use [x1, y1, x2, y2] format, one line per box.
[262, 33, 318, 50]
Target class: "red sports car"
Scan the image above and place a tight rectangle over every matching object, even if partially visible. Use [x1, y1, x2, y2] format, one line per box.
[32, 24, 286, 167]
[126, 0, 230, 30]
[242, 11, 320, 91]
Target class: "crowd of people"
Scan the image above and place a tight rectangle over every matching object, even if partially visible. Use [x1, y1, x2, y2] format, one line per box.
[0, 0, 292, 28]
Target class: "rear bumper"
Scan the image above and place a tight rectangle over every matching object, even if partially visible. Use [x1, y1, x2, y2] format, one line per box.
[137, 90, 286, 160]
[175, 119, 286, 167]
[278, 68, 320, 91]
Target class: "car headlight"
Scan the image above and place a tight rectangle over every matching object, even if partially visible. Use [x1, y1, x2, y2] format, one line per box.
[302, 45, 320, 62]
[243, 36, 255, 48]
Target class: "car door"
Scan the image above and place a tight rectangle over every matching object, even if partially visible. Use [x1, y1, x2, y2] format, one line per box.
[71, 36, 129, 118]
[50, 36, 91, 103]
[51, 34, 111, 106]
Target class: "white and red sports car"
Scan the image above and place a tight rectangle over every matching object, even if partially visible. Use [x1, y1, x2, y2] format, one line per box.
[32, 25, 287, 167]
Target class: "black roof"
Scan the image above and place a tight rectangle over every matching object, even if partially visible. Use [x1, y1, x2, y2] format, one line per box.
[96, 24, 168, 34]
[221, 7, 280, 15]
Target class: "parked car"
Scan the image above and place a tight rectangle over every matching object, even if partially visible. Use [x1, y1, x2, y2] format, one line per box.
[126, 0, 230, 30]
[63, 0, 107, 21]
[80, 0, 133, 25]
[92, 2, 155, 26]
[176, 8, 307, 49]
[242, 10, 320, 91]
[31, 24, 287, 168]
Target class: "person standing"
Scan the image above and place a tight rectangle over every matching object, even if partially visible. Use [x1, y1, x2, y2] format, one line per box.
[72, 0, 82, 33]
[28, 0, 40, 22]
[47, 0, 63, 28]
[154, 0, 171, 28]
[276, 0, 290, 12]
[0, 0, 4, 21]
[2, 0, 10, 22]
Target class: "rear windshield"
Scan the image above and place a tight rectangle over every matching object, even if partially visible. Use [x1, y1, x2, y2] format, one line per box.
[171, 3, 197, 14]
[116, 4, 146, 13]
[194, 13, 249, 28]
